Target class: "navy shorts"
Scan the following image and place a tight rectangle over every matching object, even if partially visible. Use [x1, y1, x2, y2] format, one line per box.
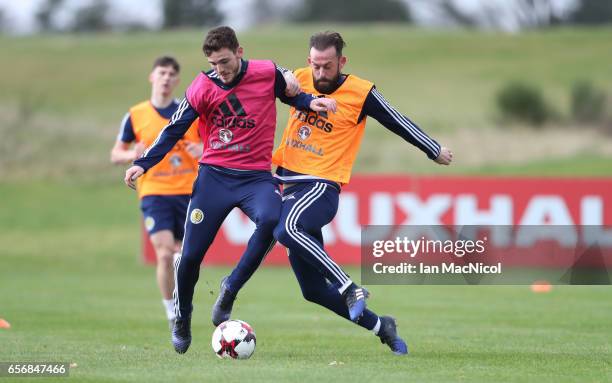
[140, 194, 190, 240]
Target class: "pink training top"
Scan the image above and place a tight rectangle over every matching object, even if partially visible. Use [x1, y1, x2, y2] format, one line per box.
[186, 60, 277, 171]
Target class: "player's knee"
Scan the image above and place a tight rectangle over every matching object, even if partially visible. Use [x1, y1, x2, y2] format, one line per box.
[272, 222, 291, 246]
[180, 241, 213, 270]
[151, 231, 177, 262]
[155, 247, 175, 267]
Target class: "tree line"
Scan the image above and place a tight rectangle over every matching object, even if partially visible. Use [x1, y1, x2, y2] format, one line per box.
[1, 0, 610, 34]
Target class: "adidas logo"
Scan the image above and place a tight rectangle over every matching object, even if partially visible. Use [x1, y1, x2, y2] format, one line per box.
[293, 109, 333, 133]
[211, 94, 256, 129]
[355, 288, 365, 300]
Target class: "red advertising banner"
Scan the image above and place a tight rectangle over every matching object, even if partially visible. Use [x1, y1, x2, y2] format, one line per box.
[142, 175, 612, 266]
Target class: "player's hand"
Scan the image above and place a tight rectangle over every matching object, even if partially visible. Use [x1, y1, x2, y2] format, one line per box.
[124, 165, 145, 190]
[435, 146, 453, 165]
[283, 71, 301, 97]
[185, 141, 204, 158]
[132, 142, 146, 160]
[309, 97, 337, 113]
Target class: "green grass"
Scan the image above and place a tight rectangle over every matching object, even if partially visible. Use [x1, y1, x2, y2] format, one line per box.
[2, 26, 611, 127]
[462, 153, 612, 177]
[1, 182, 611, 382]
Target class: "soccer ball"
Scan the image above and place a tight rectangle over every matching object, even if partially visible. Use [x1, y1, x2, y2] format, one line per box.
[211, 320, 256, 359]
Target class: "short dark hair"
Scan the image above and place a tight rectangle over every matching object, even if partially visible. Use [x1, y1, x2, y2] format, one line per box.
[309, 31, 346, 56]
[152, 56, 180, 73]
[203, 26, 240, 56]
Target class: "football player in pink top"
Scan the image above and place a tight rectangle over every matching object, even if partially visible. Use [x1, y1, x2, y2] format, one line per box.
[124, 26, 336, 354]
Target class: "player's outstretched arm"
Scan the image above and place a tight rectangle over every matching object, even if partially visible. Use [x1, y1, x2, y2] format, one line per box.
[363, 87, 443, 161]
[434, 146, 453, 165]
[124, 165, 144, 190]
[133, 98, 198, 173]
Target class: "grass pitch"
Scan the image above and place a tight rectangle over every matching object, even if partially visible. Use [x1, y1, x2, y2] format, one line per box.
[0, 183, 611, 382]
[1, 25, 611, 382]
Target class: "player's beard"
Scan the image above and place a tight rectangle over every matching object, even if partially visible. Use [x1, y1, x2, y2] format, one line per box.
[313, 66, 341, 94]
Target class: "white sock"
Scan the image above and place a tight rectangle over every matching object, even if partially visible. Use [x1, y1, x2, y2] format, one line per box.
[372, 318, 381, 335]
[162, 299, 175, 320]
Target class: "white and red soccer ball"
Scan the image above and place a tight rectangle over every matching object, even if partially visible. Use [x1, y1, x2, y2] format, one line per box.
[211, 320, 256, 359]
